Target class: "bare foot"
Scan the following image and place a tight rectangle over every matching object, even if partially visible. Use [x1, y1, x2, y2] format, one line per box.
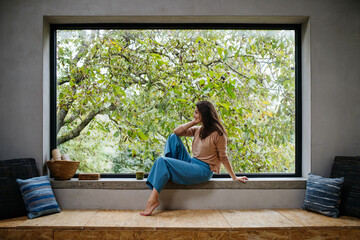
[140, 199, 159, 216]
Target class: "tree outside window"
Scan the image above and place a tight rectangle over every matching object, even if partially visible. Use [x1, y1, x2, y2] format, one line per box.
[55, 27, 297, 175]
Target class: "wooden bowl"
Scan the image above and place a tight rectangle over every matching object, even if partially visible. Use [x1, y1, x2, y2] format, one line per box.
[47, 160, 80, 180]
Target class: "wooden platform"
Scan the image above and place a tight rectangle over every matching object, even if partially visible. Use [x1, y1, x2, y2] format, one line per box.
[1, 209, 359, 239]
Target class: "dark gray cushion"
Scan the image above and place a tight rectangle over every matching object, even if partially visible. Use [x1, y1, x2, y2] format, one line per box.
[0, 158, 39, 219]
[331, 156, 360, 218]
[302, 173, 344, 218]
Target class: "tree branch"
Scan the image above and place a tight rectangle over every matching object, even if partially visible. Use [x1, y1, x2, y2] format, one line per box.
[109, 52, 132, 63]
[58, 76, 71, 85]
[57, 103, 117, 145]
[64, 111, 80, 125]
[224, 62, 248, 79]
[57, 109, 98, 145]
[57, 108, 68, 133]
[57, 89, 77, 133]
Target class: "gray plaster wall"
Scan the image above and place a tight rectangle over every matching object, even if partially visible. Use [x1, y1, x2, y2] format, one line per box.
[0, 0, 359, 209]
[53, 189, 306, 210]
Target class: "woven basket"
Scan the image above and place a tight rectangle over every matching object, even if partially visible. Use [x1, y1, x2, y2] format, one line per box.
[46, 160, 80, 180]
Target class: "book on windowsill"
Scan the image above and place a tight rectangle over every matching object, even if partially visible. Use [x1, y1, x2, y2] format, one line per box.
[78, 173, 100, 180]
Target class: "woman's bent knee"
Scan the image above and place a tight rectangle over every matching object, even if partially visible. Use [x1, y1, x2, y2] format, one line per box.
[168, 133, 179, 139]
[168, 133, 181, 143]
[155, 156, 166, 164]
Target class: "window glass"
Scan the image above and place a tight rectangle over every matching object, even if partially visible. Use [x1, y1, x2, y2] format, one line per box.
[55, 28, 297, 174]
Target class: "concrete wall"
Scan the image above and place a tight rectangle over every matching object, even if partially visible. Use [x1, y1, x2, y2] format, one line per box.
[0, 0, 359, 209]
[53, 188, 306, 210]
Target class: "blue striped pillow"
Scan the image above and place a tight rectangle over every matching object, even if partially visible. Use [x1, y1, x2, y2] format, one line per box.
[303, 173, 344, 218]
[16, 176, 60, 219]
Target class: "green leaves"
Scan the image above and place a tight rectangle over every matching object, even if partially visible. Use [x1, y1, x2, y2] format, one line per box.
[57, 29, 296, 174]
[136, 129, 148, 141]
[217, 47, 224, 58]
[113, 85, 125, 96]
[224, 83, 236, 99]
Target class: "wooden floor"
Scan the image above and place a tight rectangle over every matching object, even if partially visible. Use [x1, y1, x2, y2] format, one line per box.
[1, 209, 359, 240]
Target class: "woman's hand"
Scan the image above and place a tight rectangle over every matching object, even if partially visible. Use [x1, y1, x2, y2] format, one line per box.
[193, 117, 201, 125]
[233, 176, 249, 183]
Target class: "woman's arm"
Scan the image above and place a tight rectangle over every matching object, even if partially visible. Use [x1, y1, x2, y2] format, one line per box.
[221, 160, 237, 180]
[216, 135, 248, 183]
[173, 119, 200, 136]
[222, 160, 248, 183]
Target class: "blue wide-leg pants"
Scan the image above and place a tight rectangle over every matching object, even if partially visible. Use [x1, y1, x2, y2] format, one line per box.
[146, 134, 213, 193]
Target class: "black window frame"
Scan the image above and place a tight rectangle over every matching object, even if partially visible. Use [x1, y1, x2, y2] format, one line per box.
[50, 23, 302, 178]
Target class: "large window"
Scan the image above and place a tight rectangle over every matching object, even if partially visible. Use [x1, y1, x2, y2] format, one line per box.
[51, 24, 301, 177]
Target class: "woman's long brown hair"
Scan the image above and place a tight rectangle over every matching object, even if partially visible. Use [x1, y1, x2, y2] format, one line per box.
[196, 101, 227, 140]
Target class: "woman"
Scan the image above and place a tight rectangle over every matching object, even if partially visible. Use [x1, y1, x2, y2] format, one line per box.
[140, 100, 248, 216]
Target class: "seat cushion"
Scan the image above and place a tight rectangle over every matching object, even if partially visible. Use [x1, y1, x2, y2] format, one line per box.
[16, 176, 60, 219]
[331, 156, 360, 218]
[302, 173, 344, 218]
[0, 158, 39, 219]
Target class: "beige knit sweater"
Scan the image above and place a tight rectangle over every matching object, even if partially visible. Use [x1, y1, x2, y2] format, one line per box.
[174, 124, 232, 174]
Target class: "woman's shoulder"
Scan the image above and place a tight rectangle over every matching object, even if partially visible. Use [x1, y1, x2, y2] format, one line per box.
[210, 130, 227, 141]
